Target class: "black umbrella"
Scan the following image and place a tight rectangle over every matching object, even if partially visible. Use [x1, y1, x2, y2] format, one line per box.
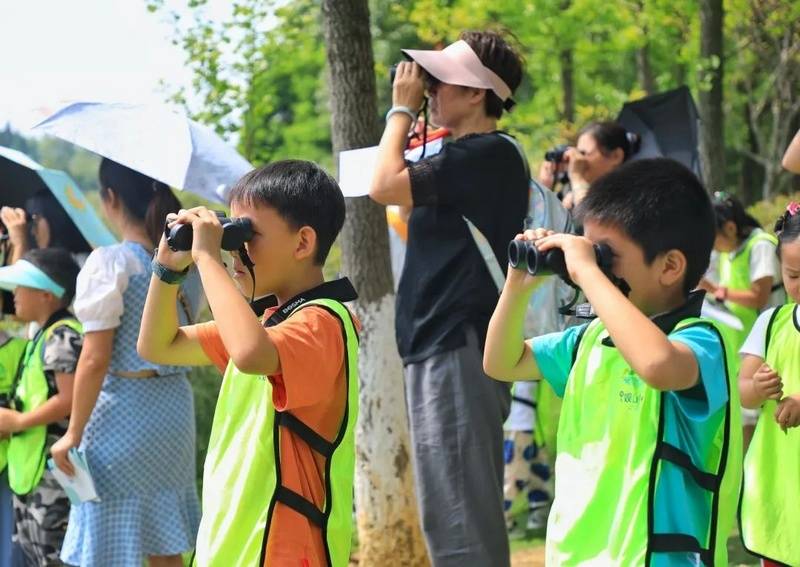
[0, 150, 44, 208]
[616, 85, 702, 179]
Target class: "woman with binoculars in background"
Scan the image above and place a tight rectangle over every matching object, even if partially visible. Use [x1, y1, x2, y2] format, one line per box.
[0, 191, 92, 267]
[51, 158, 202, 567]
[369, 31, 526, 567]
[539, 121, 641, 209]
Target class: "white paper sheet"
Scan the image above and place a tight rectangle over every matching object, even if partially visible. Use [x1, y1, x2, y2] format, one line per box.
[48, 448, 100, 505]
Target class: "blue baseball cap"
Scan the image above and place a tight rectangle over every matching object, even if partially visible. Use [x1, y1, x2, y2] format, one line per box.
[0, 260, 66, 298]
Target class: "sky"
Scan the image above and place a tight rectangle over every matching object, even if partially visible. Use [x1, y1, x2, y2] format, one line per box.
[0, 0, 234, 133]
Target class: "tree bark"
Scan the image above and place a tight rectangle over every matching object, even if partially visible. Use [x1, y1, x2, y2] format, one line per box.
[560, 47, 575, 123]
[636, 43, 656, 96]
[559, 0, 574, 123]
[698, 0, 725, 191]
[320, 1, 429, 565]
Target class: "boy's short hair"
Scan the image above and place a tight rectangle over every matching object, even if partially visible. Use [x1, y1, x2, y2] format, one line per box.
[22, 248, 81, 305]
[576, 158, 715, 295]
[228, 160, 345, 265]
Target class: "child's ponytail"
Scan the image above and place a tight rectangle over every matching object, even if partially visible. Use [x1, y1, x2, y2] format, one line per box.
[713, 191, 760, 241]
[145, 181, 181, 249]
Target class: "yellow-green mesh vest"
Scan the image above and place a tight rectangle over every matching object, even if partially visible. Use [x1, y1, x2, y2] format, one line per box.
[740, 303, 800, 565]
[547, 316, 741, 566]
[718, 229, 778, 348]
[0, 336, 27, 472]
[196, 298, 359, 567]
[8, 317, 81, 495]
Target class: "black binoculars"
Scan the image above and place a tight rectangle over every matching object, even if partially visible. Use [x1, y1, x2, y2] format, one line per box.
[508, 239, 614, 288]
[166, 212, 254, 252]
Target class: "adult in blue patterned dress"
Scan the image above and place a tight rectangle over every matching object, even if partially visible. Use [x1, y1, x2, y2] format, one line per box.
[51, 158, 202, 567]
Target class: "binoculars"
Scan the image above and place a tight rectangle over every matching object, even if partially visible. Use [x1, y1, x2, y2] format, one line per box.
[508, 238, 614, 288]
[166, 212, 254, 252]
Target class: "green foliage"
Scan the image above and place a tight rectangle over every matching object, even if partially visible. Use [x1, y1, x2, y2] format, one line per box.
[0, 124, 101, 193]
[748, 192, 800, 234]
[155, 0, 800, 205]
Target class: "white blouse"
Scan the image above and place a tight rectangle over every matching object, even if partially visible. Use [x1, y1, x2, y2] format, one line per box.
[73, 244, 148, 333]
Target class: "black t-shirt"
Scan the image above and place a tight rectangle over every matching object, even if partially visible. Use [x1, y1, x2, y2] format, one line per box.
[397, 131, 528, 363]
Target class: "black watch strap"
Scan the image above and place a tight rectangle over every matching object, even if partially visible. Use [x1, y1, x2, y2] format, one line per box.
[151, 258, 189, 285]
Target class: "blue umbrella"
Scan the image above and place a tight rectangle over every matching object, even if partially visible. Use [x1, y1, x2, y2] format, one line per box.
[0, 145, 116, 248]
[33, 102, 253, 203]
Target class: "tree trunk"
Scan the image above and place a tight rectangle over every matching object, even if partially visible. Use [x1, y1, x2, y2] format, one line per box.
[320, 1, 429, 565]
[636, 43, 656, 96]
[560, 47, 575, 123]
[698, 0, 725, 191]
[559, 0, 574, 123]
[739, 99, 762, 205]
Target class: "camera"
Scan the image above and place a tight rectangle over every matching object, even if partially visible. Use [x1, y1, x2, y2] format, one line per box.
[166, 211, 254, 252]
[508, 238, 614, 288]
[544, 144, 569, 163]
[544, 144, 570, 186]
[389, 63, 399, 86]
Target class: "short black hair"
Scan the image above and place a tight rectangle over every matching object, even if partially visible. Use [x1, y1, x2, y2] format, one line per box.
[26, 191, 92, 255]
[460, 30, 524, 119]
[576, 158, 715, 295]
[228, 160, 345, 265]
[22, 247, 81, 305]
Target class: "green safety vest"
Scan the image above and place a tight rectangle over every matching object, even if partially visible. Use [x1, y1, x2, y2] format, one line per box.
[718, 229, 779, 348]
[740, 303, 800, 565]
[196, 288, 359, 566]
[547, 303, 741, 566]
[0, 335, 28, 472]
[8, 316, 81, 495]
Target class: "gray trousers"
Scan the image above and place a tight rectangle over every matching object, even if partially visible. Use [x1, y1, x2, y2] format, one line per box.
[404, 328, 511, 567]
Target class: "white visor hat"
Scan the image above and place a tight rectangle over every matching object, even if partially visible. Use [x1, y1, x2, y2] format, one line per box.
[402, 40, 515, 108]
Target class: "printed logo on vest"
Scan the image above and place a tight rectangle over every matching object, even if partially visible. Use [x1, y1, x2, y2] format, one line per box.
[618, 371, 644, 407]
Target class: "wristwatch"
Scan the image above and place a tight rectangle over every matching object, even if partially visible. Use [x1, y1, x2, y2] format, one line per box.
[151, 257, 189, 285]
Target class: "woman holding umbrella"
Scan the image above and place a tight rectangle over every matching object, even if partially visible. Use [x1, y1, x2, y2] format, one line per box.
[51, 158, 201, 567]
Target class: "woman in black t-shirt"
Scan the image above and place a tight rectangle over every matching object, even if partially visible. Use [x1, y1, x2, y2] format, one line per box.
[369, 31, 526, 567]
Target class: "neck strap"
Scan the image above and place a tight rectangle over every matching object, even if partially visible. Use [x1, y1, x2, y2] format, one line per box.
[264, 278, 358, 328]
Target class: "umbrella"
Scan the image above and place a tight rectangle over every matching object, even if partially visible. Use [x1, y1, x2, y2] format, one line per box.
[0, 145, 117, 248]
[32, 102, 253, 203]
[616, 85, 702, 179]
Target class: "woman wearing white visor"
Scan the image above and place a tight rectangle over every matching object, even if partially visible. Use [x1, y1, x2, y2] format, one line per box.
[370, 32, 526, 567]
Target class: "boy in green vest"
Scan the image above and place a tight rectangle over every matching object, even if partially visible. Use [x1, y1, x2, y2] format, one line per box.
[138, 160, 359, 567]
[0, 248, 82, 565]
[484, 158, 742, 566]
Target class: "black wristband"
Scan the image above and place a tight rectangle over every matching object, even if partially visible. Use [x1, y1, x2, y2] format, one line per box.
[151, 257, 189, 285]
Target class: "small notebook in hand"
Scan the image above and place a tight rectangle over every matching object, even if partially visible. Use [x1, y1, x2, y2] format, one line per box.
[48, 448, 100, 505]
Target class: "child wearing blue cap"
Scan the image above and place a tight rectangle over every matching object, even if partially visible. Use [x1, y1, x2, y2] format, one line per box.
[0, 248, 82, 565]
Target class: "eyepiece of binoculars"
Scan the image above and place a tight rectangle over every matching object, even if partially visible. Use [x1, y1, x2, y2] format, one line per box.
[165, 212, 254, 252]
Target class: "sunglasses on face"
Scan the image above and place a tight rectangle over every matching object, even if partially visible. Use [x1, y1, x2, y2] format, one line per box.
[424, 72, 441, 91]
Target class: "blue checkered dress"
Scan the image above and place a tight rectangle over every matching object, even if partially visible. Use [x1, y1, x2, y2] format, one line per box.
[61, 242, 201, 566]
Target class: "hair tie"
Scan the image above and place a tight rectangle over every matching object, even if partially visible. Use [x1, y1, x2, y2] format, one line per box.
[787, 202, 800, 217]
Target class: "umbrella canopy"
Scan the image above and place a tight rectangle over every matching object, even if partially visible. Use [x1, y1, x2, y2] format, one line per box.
[0, 145, 116, 248]
[616, 85, 702, 179]
[33, 102, 253, 203]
